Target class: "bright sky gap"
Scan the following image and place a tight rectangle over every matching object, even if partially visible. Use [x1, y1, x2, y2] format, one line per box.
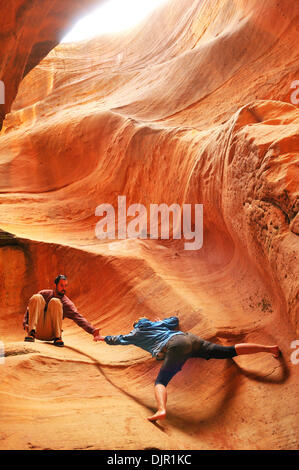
[61, 0, 169, 43]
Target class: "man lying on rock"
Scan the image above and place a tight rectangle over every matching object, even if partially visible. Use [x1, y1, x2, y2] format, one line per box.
[23, 274, 100, 347]
[96, 316, 281, 422]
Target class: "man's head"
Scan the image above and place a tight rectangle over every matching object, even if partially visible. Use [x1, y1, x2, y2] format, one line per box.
[54, 274, 68, 296]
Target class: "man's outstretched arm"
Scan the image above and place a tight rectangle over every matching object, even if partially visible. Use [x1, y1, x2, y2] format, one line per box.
[95, 329, 138, 345]
[63, 298, 100, 339]
[71, 311, 101, 340]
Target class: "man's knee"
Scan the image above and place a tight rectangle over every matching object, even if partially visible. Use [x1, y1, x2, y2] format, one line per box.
[48, 298, 63, 312]
[155, 376, 169, 387]
[155, 365, 181, 387]
[49, 298, 61, 304]
[29, 293, 44, 303]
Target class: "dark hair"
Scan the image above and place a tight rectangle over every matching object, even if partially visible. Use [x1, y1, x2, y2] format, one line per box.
[54, 274, 67, 285]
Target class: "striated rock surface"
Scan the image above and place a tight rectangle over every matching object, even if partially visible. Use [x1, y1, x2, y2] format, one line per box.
[0, 0, 298, 450]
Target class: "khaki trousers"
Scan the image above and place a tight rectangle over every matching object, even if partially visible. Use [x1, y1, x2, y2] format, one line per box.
[28, 293, 63, 340]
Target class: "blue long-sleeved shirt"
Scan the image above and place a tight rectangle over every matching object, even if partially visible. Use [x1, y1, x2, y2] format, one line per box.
[104, 316, 184, 360]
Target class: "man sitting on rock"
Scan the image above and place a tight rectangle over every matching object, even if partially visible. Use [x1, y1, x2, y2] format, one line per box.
[23, 274, 100, 347]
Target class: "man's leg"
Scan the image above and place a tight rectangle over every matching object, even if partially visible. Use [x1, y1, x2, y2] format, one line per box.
[148, 335, 192, 422]
[187, 333, 280, 359]
[235, 343, 280, 357]
[26, 294, 46, 339]
[38, 298, 63, 342]
[150, 384, 167, 422]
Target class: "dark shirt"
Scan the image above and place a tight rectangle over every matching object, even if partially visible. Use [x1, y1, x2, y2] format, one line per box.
[23, 289, 95, 335]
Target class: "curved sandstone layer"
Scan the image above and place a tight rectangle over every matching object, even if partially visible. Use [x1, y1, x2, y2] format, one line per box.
[0, 0, 298, 450]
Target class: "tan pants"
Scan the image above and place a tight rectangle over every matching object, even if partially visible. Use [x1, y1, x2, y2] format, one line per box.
[28, 294, 63, 341]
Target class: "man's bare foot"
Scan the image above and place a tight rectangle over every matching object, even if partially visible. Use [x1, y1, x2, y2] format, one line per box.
[147, 409, 166, 422]
[271, 345, 280, 358]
